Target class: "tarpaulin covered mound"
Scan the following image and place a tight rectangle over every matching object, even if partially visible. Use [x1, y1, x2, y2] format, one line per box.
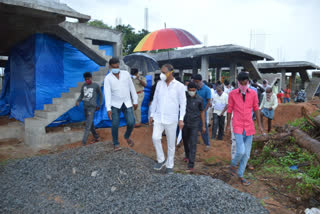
[0, 143, 268, 214]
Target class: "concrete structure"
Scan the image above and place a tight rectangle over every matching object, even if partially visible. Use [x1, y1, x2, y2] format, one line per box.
[148, 44, 273, 83]
[306, 71, 320, 100]
[0, 0, 122, 67]
[0, 0, 123, 148]
[258, 61, 320, 97]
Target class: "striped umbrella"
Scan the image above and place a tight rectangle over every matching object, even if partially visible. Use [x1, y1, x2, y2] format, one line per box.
[133, 28, 201, 52]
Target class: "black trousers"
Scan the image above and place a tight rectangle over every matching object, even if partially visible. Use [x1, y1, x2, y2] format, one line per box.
[182, 126, 198, 168]
[212, 113, 225, 140]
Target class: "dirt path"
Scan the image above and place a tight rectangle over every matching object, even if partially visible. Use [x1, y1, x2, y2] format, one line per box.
[1, 102, 319, 213]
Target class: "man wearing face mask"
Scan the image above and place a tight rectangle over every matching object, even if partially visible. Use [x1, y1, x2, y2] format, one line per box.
[183, 82, 205, 172]
[149, 64, 186, 174]
[226, 72, 264, 186]
[193, 74, 212, 152]
[211, 86, 228, 140]
[131, 68, 147, 128]
[76, 72, 103, 146]
[104, 57, 138, 151]
[260, 87, 278, 133]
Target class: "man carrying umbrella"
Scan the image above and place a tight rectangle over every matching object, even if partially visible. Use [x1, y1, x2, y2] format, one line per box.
[131, 68, 147, 128]
[149, 64, 186, 174]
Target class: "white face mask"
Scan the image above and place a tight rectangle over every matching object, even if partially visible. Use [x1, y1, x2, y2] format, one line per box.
[132, 76, 137, 79]
[160, 73, 167, 81]
[188, 91, 196, 97]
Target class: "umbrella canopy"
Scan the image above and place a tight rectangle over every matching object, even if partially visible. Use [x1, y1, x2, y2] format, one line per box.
[123, 53, 159, 75]
[133, 28, 201, 52]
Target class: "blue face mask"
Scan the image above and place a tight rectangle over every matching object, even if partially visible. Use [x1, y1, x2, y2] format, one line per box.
[111, 68, 120, 74]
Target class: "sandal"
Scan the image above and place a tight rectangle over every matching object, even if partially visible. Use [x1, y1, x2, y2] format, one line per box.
[240, 178, 251, 186]
[126, 138, 134, 147]
[114, 145, 122, 152]
[89, 137, 100, 144]
[229, 166, 238, 177]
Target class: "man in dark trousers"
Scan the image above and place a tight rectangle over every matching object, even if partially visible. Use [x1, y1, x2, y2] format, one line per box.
[183, 82, 206, 172]
[76, 72, 102, 146]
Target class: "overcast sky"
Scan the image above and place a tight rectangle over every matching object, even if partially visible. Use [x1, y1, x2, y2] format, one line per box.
[61, 0, 320, 65]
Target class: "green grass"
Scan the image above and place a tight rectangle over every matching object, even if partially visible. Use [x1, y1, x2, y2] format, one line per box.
[249, 141, 320, 196]
[0, 159, 10, 166]
[204, 156, 217, 164]
[288, 118, 314, 132]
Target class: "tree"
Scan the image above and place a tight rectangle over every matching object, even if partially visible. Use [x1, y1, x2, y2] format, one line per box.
[87, 20, 150, 56]
[88, 20, 112, 30]
[115, 25, 149, 56]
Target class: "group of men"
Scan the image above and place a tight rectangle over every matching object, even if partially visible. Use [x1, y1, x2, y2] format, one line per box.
[77, 57, 282, 185]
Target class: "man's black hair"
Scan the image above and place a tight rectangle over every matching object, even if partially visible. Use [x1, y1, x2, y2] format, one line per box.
[217, 80, 221, 85]
[237, 72, 249, 81]
[109, 57, 120, 66]
[83, 72, 92, 78]
[231, 81, 236, 87]
[188, 82, 197, 89]
[224, 80, 229, 85]
[253, 79, 258, 83]
[263, 80, 267, 84]
[131, 68, 138, 75]
[203, 80, 208, 85]
[184, 79, 190, 84]
[194, 74, 202, 81]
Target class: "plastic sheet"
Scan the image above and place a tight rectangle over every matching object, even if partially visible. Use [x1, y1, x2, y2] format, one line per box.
[0, 62, 11, 116]
[1, 33, 152, 128]
[9, 36, 36, 121]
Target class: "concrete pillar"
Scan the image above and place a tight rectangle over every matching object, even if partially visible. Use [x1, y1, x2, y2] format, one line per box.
[281, 69, 286, 90]
[300, 79, 305, 89]
[179, 69, 184, 81]
[192, 59, 198, 75]
[229, 62, 237, 84]
[291, 71, 297, 93]
[201, 56, 209, 81]
[215, 67, 221, 83]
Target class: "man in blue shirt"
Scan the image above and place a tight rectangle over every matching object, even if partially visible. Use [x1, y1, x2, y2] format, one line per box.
[193, 74, 212, 151]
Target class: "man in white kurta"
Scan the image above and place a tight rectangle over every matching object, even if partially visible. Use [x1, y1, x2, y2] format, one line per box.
[149, 64, 186, 174]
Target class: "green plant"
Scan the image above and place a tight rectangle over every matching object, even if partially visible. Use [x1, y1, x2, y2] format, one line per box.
[204, 156, 216, 164]
[288, 118, 313, 132]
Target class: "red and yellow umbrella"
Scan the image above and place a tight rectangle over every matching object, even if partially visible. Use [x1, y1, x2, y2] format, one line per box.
[133, 28, 201, 52]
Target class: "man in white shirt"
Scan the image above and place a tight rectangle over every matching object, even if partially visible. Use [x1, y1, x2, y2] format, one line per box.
[223, 80, 233, 95]
[211, 86, 228, 140]
[149, 64, 186, 174]
[260, 87, 278, 133]
[104, 57, 138, 151]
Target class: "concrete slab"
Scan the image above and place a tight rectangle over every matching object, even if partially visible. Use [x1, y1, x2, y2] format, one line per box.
[0, 0, 90, 22]
[0, 122, 24, 140]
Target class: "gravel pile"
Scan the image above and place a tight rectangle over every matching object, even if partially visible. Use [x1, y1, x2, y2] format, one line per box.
[0, 142, 268, 214]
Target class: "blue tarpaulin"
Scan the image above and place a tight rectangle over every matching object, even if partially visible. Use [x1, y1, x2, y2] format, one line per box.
[0, 33, 152, 128]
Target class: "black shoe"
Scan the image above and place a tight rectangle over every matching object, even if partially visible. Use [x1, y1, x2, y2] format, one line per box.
[165, 168, 174, 175]
[153, 160, 166, 171]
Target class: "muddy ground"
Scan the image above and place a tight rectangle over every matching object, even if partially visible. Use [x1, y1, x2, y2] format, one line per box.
[1, 102, 319, 214]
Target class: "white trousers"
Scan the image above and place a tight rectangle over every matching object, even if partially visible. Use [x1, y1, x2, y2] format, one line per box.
[152, 122, 177, 169]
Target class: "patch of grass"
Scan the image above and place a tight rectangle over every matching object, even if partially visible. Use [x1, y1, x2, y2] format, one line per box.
[204, 156, 217, 164]
[288, 117, 313, 132]
[250, 140, 320, 197]
[260, 199, 265, 207]
[0, 159, 9, 166]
